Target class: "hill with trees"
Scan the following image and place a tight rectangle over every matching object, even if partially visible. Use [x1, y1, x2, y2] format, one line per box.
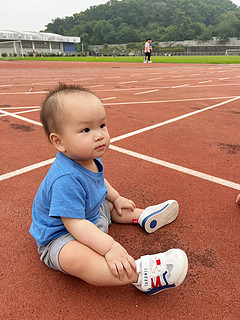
[44, 0, 240, 45]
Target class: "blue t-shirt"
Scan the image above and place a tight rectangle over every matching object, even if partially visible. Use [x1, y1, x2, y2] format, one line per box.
[29, 152, 108, 246]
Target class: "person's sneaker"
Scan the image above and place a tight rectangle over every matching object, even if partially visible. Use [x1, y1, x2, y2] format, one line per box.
[133, 249, 188, 295]
[143, 61, 147, 63]
[148, 61, 152, 63]
[138, 200, 179, 233]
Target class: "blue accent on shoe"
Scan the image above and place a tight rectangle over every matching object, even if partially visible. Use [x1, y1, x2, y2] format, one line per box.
[163, 270, 169, 285]
[144, 283, 176, 295]
[145, 271, 175, 295]
[141, 203, 169, 230]
[150, 220, 157, 229]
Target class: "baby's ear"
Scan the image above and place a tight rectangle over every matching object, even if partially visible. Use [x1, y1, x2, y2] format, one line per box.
[49, 133, 65, 152]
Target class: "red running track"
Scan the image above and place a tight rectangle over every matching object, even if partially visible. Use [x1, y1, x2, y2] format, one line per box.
[0, 61, 239, 320]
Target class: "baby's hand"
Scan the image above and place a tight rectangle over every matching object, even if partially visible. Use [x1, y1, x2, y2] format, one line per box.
[113, 196, 136, 216]
[105, 242, 136, 280]
[236, 194, 240, 204]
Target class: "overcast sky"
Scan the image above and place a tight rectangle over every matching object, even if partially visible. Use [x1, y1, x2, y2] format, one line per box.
[0, 0, 240, 32]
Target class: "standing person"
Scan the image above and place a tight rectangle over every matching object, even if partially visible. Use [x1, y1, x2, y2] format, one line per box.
[144, 38, 152, 63]
[96, 47, 99, 58]
[29, 83, 188, 295]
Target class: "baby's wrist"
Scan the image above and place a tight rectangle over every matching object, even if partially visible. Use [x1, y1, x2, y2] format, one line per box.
[104, 240, 118, 256]
[113, 194, 120, 204]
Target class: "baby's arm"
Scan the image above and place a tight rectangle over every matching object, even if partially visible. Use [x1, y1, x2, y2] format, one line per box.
[61, 217, 136, 280]
[236, 194, 240, 204]
[104, 179, 136, 215]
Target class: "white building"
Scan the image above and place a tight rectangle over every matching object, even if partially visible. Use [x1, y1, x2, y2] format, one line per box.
[0, 30, 80, 57]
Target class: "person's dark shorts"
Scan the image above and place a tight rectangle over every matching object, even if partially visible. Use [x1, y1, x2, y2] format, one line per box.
[37, 199, 111, 272]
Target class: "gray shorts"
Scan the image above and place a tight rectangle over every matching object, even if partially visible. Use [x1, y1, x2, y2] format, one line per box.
[37, 199, 111, 273]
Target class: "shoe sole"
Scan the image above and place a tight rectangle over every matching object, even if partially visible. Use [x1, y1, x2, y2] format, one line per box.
[140, 200, 179, 233]
[145, 249, 188, 295]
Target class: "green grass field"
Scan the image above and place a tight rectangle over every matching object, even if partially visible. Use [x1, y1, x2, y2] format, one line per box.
[2, 55, 240, 64]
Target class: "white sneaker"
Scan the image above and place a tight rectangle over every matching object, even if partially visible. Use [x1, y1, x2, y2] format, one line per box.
[143, 61, 147, 63]
[138, 200, 179, 233]
[133, 249, 188, 295]
[148, 61, 152, 63]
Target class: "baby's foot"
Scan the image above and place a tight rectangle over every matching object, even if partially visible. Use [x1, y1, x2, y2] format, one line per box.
[133, 248, 188, 295]
[138, 200, 179, 233]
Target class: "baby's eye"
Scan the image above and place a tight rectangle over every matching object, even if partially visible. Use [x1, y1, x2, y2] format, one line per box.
[100, 123, 106, 128]
[81, 128, 90, 133]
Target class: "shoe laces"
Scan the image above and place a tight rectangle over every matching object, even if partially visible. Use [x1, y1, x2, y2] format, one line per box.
[150, 255, 173, 277]
[150, 255, 164, 275]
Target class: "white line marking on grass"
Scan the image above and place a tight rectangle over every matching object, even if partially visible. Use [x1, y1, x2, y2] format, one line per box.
[0, 158, 55, 182]
[110, 96, 240, 142]
[109, 145, 240, 191]
[0, 108, 40, 117]
[134, 89, 159, 95]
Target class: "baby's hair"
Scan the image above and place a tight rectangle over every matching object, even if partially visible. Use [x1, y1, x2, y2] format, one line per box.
[40, 83, 95, 141]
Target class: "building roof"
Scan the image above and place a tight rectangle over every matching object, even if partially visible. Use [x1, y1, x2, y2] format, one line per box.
[0, 30, 80, 43]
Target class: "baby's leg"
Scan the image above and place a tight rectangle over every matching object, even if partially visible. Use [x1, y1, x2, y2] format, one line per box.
[108, 201, 143, 224]
[109, 200, 179, 233]
[59, 240, 138, 286]
[59, 240, 188, 296]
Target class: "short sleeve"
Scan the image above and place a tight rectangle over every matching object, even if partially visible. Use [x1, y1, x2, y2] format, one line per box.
[49, 174, 86, 219]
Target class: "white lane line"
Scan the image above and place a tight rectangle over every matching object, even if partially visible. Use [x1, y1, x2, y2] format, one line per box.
[110, 96, 240, 143]
[109, 145, 240, 191]
[95, 82, 240, 92]
[88, 84, 104, 88]
[103, 96, 236, 106]
[0, 96, 237, 126]
[134, 89, 159, 95]
[0, 158, 55, 182]
[198, 80, 213, 84]
[0, 108, 40, 117]
[72, 78, 93, 82]
[1, 96, 239, 182]
[104, 76, 121, 79]
[118, 80, 138, 84]
[101, 97, 117, 101]
[219, 78, 230, 80]
[0, 91, 46, 95]
[0, 109, 42, 126]
[0, 106, 40, 110]
[171, 84, 190, 89]
[148, 77, 163, 81]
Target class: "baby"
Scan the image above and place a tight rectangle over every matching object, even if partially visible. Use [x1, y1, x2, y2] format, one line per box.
[30, 83, 188, 295]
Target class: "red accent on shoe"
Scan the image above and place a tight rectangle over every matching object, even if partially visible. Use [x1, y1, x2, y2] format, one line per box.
[132, 219, 139, 224]
[151, 276, 162, 288]
[156, 259, 161, 266]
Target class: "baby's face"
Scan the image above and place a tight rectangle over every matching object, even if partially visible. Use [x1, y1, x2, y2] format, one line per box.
[57, 92, 110, 165]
